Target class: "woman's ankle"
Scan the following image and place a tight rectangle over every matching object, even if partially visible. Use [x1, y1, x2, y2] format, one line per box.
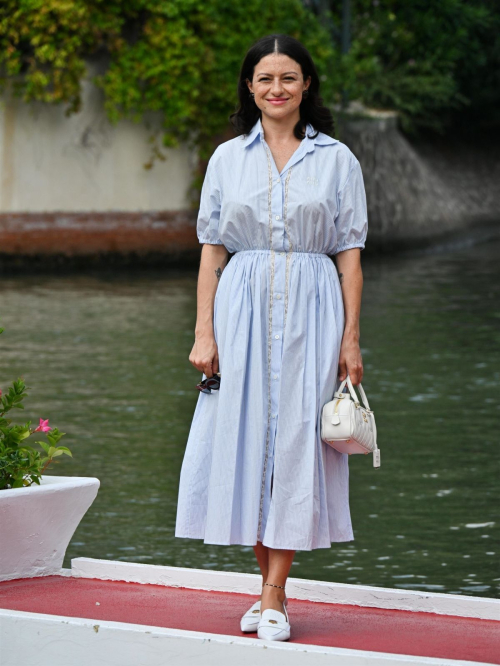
[261, 583, 286, 600]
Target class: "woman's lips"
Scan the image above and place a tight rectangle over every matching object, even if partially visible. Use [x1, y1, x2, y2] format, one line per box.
[267, 98, 288, 105]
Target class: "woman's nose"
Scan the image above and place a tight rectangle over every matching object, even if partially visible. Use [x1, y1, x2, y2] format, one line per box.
[270, 78, 284, 95]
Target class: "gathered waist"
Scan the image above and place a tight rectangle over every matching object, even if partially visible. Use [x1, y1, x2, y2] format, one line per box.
[235, 249, 330, 259]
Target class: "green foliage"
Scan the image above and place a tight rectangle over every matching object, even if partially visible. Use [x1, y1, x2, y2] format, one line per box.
[327, 0, 500, 133]
[0, 328, 73, 490]
[0, 0, 124, 113]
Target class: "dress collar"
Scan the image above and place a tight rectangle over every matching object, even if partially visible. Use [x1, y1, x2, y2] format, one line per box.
[242, 116, 337, 148]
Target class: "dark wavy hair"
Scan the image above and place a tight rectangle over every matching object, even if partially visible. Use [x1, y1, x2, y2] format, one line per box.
[229, 34, 334, 141]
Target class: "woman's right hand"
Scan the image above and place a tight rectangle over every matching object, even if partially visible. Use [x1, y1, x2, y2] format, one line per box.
[189, 332, 219, 377]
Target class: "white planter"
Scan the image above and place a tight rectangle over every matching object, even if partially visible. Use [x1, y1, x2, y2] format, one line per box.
[0, 475, 100, 582]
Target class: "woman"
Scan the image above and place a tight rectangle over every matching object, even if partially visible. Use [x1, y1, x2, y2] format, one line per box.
[175, 33, 368, 642]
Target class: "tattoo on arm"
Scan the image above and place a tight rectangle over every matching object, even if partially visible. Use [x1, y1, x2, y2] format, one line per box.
[339, 272, 344, 285]
[215, 267, 222, 281]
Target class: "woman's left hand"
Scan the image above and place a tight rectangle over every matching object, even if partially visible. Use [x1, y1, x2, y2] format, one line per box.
[338, 334, 363, 385]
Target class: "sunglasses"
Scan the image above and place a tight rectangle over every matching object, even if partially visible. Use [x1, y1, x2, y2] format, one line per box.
[196, 372, 221, 394]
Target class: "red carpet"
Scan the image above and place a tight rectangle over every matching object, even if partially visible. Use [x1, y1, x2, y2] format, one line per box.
[0, 576, 498, 663]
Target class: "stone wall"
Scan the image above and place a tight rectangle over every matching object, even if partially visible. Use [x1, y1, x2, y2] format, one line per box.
[337, 106, 500, 250]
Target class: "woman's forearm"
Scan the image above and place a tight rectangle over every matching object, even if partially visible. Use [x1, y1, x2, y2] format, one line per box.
[195, 243, 229, 338]
[334, 248, 364, 383]
[334, 248, 363, 341]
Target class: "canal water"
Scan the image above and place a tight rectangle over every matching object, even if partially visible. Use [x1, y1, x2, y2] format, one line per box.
[1, 238, 499, 598]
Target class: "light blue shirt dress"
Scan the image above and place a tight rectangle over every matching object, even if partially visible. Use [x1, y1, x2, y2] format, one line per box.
[175, 117, 368, 551]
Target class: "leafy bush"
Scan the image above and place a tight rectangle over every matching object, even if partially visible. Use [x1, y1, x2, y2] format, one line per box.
[0, 327, 72, 490]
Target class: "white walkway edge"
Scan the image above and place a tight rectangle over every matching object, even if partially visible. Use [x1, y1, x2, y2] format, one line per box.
[71, 557, 500, 621]
[0, 609, 492, 666]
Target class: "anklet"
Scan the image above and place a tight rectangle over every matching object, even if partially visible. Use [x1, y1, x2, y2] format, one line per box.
[264, 582, 285, 589]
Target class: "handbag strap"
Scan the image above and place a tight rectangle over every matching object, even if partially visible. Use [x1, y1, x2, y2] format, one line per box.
[350, 376, 371, 410]
[338, 375, 372, 411]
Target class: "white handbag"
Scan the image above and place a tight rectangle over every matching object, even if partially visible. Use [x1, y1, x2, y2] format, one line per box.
[321, 375, 380, 468]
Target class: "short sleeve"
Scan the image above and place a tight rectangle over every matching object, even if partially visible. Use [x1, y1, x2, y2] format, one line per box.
[333, 159, 368, 255]
[197, 155, 224, 245]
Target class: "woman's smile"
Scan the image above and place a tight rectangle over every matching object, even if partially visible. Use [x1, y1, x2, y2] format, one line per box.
[266, 98, 289, 105]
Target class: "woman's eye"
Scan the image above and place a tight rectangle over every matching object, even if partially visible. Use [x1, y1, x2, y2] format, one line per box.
[257, 77, 296, 82]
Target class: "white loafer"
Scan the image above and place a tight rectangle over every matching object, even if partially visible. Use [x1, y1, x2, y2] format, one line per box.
[240, 600, 262, 632]
[257, 599, 290, 641]
[240, 597, 288, 633]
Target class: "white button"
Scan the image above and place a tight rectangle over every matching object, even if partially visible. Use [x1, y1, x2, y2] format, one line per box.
[275, 215, 280, 220]
[273, 374, 279, 379]
[274, 334, 280, 339]
[276, 178, 281, 184]
[271, 414, 276, 419]
[276, 294, 281, 299]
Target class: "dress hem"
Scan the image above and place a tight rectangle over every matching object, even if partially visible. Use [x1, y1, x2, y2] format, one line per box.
[174, 532, 355, 551]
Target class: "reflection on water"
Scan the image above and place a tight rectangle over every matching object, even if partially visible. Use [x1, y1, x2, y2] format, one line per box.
[1, 239, 499, 598]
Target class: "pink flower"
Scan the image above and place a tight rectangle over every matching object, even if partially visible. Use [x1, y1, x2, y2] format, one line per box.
[34, 418, 51, 433]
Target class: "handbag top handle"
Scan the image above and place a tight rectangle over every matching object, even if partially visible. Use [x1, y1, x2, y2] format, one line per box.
[338, 375, 372, 411]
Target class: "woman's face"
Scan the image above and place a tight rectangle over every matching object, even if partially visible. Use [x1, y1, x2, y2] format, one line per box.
[246, 53, 310, 123]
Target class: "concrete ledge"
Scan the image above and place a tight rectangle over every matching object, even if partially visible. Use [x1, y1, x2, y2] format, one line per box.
[0, 609, 487, 666]
[71, 558, 500, 621]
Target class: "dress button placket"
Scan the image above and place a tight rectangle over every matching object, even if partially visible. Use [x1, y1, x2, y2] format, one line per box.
[258, 141, 293, 541]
